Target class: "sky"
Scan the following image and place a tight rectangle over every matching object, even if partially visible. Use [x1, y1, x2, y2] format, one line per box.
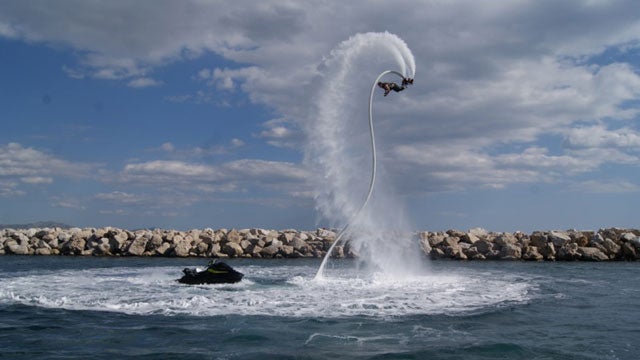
[1, 0, 639, 232]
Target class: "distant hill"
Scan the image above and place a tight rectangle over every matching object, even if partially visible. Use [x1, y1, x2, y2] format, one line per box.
[0, 221, 72, 230]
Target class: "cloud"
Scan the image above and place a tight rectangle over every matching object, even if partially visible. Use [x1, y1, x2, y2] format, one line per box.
[573, 179, 640, 194]
[119, 158, 309, 193]
[0, 143, 99, 198]
[564, 125, 640, 149]
[127, 77, 163, 88]
[257, 118, 300, 148]
[95, 191, 145, 204]
[151, 140, 245, 158]
[0, 142, 96, 183]
[0, 20, 17, 38]
[20, 176, 53, 184]
[2, 0, 639, 199]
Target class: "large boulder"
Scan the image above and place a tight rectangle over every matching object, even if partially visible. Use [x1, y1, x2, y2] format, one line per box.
[261, 243, 281, 257]
[557, 243, 579, 260]
[494, 233, 518, 247]
[290, 237, 310, 254]
[316, 228, 336, 241]
[7, 243, 30, 255]
[155, 242, 171, 256]
[222, 242, 244, 257]
[226, 229, 242, 244]
[621, 242, 637, 260]
[601, 238, 621, 258]
[522, 246, 544, 261]
[499, 243, 522, 260]
[578, 247, 609, 261]
[473, 239, 494, 254]
[172, 240, 191, 257]
[549, 231, 571, 247]
[126, 236, 148, 256]
[628, 236, 640, 249]
[60, 235, 86, 255]
[35, 247, 52, 255]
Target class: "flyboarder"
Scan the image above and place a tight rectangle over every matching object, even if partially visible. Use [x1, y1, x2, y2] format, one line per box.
[378, 77, 413, 96]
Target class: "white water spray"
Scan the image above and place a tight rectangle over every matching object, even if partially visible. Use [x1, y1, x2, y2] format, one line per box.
[304, 32, 423, 279]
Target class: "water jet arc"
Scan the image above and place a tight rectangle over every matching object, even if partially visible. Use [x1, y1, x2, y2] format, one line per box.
[314, 70, 407, 280]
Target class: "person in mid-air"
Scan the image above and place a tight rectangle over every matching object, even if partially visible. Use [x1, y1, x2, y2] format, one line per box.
[378, 77, 414, 96]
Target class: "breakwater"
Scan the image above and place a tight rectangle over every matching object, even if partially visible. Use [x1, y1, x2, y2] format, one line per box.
[1, 227, 639, 261]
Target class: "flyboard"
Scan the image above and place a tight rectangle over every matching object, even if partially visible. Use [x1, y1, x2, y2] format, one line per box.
[314, 70, 410, 280]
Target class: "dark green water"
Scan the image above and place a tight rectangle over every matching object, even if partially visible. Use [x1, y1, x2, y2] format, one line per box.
[0, 257, 638, 359]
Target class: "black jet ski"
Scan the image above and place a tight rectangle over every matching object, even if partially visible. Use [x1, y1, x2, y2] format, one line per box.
[177, 260, 244, 285]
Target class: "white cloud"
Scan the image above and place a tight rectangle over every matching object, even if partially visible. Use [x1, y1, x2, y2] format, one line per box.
[95, 191, 144, 204]
[0, 143, 99, 198]
[2, 0, 639, 199]
[116, 157, 310, 205]
[20, 176, 53, 184]
[0, 142, 95, 180]
[160, 142, 175, 152]
[0, 21, 17, 37]
[573, 179, 639, 193]
[564, 125, 640, 149]
[257, 118, 301, 148]
[127, 77, 163, 88]
[0, 179, 24, 197]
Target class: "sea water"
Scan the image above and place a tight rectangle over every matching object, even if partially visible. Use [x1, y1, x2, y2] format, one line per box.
[0, 257, 638, 359]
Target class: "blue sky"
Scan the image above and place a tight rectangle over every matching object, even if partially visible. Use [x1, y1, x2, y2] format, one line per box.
[1, 1, 639, 232]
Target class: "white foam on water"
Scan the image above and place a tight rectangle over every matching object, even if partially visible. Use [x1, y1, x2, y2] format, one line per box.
[0, 264, 535, 318]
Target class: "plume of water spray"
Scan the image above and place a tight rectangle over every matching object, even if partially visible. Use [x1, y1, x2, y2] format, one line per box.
[303, 32, 424, 279]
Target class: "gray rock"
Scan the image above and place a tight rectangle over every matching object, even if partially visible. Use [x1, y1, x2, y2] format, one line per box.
[226, 229, 242, 244]
[172, 241, 190, 257]
[549, 231, 571, 247]
[602, 238, 621, 258]
[578, 247, 609, 261]
[557, 243, 579, 260]
[222, 242, 243, 257]
[499, 244, 522, 260]
[628, 236, 640, 249]
[127, 237, 148, 256]
[495, 233, 518, 247]
[278, 232, 295, 244]
[195, 241, 209, 255]
[468, 227, 489, 238]
[156, 242, 171, 256]
[250, 245, 263, 257]
[540, 242, 556, 260]
[316, 228, 336, 240]
[61, 235, 86, 255]
[37, 239, 52, 250]
[239, 240, 252, 250]
[35, 247, 52, 255]
[261, 243, 281, 257]
[522, 246, 544, 261]
[460, 233, 480, 244]
[282, 245, 294, 256]
[621, 242, 637, 260]
[473, 239, 494, 254]
[8, 243, 30, 255]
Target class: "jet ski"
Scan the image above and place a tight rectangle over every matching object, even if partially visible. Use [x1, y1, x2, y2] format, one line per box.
[177, 260, 244, 285]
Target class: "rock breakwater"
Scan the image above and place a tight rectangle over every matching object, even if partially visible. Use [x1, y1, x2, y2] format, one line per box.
[1, 227, 639, 261]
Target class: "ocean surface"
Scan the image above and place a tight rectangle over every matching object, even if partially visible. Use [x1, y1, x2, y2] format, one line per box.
[0, 256, 638, 359]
